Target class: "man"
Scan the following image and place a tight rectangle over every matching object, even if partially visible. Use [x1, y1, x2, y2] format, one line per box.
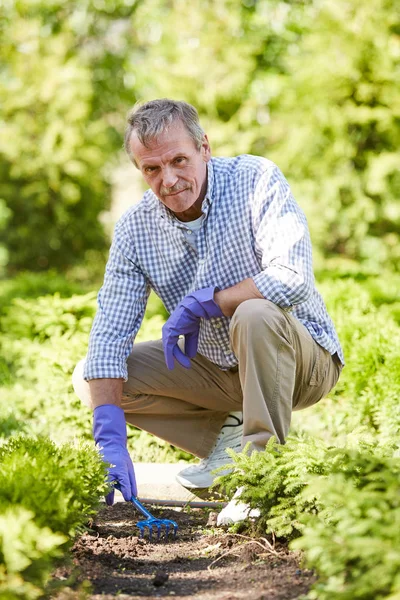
[72, 99, 343, 525]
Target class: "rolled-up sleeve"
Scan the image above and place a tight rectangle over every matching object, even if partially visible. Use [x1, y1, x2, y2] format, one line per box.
[83, 221, 150, 381]
[251, 166, 314, 309]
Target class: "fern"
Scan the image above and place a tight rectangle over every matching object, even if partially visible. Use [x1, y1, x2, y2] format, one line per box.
[293, 449, 400, 600]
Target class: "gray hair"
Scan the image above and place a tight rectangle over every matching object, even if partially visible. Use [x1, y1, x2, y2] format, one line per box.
[124, 99, 205, 163]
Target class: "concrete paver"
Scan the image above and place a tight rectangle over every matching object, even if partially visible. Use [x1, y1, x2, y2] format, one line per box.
[112, 462, 226, 507]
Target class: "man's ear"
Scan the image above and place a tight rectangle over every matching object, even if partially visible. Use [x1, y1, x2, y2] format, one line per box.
[201, 134, 211, 162]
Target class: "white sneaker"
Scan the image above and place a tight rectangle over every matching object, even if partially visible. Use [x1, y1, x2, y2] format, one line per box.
[217, 487, 260, 526]
[175, 412, 243, 489]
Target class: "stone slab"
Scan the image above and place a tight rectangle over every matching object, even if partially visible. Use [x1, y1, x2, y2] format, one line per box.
[113, 462, 222, 504]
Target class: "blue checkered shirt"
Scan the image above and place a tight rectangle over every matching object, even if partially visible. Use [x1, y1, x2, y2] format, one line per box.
[84, 155, 344, 380]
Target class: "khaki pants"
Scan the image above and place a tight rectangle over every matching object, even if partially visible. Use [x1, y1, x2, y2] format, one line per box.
[73, 299, 342, 456]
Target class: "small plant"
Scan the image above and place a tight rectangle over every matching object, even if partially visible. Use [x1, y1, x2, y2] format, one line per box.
[215, 436, 330, 539]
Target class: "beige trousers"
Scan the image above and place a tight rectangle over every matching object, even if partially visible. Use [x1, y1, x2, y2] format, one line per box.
[73, 299, 342, 457]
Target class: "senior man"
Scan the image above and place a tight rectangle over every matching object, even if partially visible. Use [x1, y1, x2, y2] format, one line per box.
[73, 98, 343, 525]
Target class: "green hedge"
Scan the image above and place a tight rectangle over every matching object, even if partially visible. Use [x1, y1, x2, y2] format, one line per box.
[217, 438, 400, 600]
[0, 436, 108, 600]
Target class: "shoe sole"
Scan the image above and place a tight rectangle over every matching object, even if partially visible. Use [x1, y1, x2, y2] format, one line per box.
[175, 474, 215, 489]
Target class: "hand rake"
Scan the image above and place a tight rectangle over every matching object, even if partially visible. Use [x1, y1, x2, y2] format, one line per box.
[114, 483, 178, 541]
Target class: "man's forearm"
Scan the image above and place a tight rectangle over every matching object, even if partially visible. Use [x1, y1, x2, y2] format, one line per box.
[88, 378, 124, 409]
[214, 278, 264, 318]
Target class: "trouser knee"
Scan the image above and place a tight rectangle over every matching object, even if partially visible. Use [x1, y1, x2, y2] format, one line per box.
[229, 299, 290, 348]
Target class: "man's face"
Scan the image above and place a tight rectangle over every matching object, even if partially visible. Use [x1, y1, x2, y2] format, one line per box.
[129, 121, 211, 221]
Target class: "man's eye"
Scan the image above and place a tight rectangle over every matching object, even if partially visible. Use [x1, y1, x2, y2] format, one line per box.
[175, 157, 186, 165]
[144, 167, 156, 174]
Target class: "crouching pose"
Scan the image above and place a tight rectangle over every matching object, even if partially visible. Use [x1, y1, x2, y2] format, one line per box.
[73, 99, 343, 525]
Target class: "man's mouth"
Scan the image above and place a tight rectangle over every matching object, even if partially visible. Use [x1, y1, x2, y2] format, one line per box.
[164, 188, 189, 197]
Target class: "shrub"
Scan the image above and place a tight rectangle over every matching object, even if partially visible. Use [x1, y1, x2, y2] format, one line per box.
[0, 508, 66, 600]
[0, 436, 108, 536]
[215, 436, 330, 539]
[1, 292, 97, 341]
[292, 447, 400, 600]
[292, 271, 400, 446]
[218, 436, 400, 600]
[0, 436, 108, 600]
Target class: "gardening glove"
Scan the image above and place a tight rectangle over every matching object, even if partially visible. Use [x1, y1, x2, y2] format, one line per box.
[93, 404, 137, 506]
[162, 286, 223, 370]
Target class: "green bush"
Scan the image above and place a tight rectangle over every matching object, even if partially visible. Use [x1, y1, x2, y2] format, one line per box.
[0, 436, 108, 600]
[0, 0, 140, 273]
[0, 273, 188, 460]
[215, 436, 328, 539]
[0, 436, 108, 536]
[1, 292, 97, 341]
[0, 271, 93, 315]
[218, 438, 400, 599]
[0, 508, 66, 600]
[292, 270, 400, 445]
[292, 448, 400, 600]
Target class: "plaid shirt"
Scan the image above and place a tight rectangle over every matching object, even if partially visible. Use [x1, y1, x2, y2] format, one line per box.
[84, 155, 343, 380]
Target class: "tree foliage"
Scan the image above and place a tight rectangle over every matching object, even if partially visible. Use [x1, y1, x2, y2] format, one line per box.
[269, 0, 400, 269]
[1, 0, 398, 271]
[0, 0, 139, 271]
[128, 0, 400, 269]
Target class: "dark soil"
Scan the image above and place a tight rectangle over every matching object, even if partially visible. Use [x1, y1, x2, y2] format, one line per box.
[54, 502, 315, 599]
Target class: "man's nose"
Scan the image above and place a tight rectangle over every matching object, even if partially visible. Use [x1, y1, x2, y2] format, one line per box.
[161, 167, 178, 189]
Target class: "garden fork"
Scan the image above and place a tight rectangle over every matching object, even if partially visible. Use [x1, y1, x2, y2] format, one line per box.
[114, 483, 178, 541]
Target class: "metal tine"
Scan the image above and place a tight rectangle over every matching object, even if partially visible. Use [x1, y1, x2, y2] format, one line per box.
[172, 521, 178, 539]
[114, 483, 178, 541]
[163, 519, 178, 540]
[136, 522, 146, 538]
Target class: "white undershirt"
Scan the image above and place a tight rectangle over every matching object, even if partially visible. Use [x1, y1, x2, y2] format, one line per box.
[180, 214, 205, 251]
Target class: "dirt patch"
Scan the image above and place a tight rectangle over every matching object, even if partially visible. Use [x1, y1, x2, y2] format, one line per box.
[54, 502, 315, 599]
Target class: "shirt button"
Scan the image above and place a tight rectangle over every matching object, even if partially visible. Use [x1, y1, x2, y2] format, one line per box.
[214, 322, 222, 329]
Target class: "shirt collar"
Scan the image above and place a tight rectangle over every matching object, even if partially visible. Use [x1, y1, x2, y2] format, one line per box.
[204, 159, 214, 206]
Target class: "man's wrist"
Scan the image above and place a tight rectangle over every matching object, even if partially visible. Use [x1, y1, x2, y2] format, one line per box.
[214, 278, 264, 318]
[88, 378, 124, 409]
[214, 289, 232, 317]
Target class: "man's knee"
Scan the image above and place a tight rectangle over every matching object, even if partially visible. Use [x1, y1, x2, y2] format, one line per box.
[72, 358, 92, 408]
[230, 298, 284, 331]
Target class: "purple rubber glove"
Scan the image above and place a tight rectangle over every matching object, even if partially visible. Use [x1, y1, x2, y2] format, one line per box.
[162, 286, 223, 370]
[93, 404, 137, 505]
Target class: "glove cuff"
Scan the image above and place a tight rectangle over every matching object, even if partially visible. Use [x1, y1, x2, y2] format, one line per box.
[196, 286, 224, 319]
[94, 404, 125, 418]
[93, 404, 127, 447]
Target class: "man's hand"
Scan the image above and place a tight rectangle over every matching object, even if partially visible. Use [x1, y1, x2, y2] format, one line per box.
[162, 287, 223, 369]
[93, 404, 137, 505]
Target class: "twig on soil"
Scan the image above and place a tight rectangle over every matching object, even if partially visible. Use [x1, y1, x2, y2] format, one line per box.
[207, 534, 279, 571]
[207, 545, 249, 570]
[229, 533, 278, 555]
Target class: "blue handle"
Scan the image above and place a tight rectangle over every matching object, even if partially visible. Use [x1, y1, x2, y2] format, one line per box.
[129, 495, 157, 520]
[114, 482, 157, 519]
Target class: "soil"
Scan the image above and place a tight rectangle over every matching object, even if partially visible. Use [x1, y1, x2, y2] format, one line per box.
[53, 502, 316, 600]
